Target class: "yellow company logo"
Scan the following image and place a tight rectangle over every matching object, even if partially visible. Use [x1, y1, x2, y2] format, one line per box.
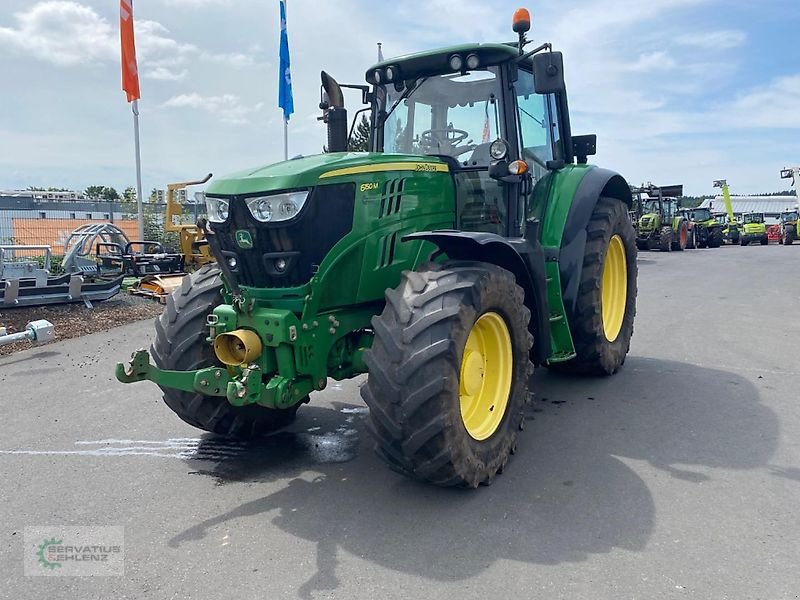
[320, 162, 449, 179]
[360, 182, 380, 193]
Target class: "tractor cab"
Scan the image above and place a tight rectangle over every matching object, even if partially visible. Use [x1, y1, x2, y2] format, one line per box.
[743, 212, 765, 224]
[688, 207, 712, 223]
[740, 212, 768, 245]
[780, 210, 798, 224]
[319, 29, 595, 239]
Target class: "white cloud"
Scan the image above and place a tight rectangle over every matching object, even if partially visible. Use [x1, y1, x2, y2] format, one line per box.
[625, 51, 677, 72]
[0, 1, 115, 66]
[144, 66, 188, 81]
[163, 93, 264, 124]
[0, 1, 258, 73]
[200, 51, 258, 68]
[161, 0, 232, 5]
[724, 74, 800, 129]
[676, 29, 747, 50]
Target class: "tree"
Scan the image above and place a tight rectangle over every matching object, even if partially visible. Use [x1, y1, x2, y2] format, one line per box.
[84, 185, 120, 200]
[102, 186, 120, 201]
[84, 185, 106, 199]
[122, 186, 136, 203]
[347, 114, 371, 152]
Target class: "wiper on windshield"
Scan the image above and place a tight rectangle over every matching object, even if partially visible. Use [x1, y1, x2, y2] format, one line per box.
[381, 78, 428, 124]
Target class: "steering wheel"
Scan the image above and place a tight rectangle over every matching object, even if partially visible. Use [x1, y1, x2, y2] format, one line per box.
[419, 128, 473, 156]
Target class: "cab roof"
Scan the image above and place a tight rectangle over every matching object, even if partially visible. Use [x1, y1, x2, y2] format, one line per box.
[366, 43, 520, 83]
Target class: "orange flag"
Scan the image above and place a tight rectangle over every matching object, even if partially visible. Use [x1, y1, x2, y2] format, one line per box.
[120, 0, 140, 102]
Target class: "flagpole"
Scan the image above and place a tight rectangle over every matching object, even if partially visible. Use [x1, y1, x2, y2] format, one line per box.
[283, 0, 288, 161]
[132, 99, 144, 240]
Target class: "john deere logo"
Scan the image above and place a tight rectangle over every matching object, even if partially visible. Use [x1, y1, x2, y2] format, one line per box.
[235, 230, 253, 249]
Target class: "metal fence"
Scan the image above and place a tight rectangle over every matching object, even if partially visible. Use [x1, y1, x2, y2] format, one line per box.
[0, 201, 205, 258]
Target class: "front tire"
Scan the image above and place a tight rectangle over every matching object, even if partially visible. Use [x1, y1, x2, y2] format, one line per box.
[550, 196, 637, 375]
[361, 262, 533, 487]
[151, 265, 300, 438]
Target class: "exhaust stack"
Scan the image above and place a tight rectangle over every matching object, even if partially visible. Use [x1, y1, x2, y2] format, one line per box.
[320, 71, 348, 153]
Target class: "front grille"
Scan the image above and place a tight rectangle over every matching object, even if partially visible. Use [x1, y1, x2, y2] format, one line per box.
[213, 183, 355, 288]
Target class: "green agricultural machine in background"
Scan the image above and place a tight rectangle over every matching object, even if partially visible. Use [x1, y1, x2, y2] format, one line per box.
[712, 179, 741, 244]
[779, 210, 797, 245]
[740, 212, 769, 246]
[116, 9, 638, 487]
[677, 206, 723, 249]
[632, 184, 688, 251]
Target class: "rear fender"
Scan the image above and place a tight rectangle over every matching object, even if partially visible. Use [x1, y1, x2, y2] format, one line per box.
[558, 168, 632, 319]
[402, 230, 551, 366]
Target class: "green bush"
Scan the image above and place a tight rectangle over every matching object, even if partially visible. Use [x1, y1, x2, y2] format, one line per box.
[27, 254, 64, 274]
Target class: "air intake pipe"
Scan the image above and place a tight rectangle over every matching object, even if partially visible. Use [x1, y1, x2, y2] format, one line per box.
[320, 71, 348, 153]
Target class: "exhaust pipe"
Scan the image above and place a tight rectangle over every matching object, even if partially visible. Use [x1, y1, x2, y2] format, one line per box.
[213, 329, 263, 366]
[320, 71, 348, 153]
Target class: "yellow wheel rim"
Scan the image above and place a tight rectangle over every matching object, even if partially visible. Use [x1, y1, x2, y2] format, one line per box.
[459, 312, 513, 441]
[602, 234, 628, 342]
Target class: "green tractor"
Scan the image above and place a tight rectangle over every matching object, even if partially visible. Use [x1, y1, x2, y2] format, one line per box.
[714, 213, 742, 245]
[740, 212, 769, 246]
[677, 206, 723, 249]
[779, 210, 798, 245]
[632, 184, 688, 251]
[116, 10, 638, 487]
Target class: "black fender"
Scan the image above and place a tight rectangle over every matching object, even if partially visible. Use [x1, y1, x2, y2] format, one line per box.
[403, 230, 551, 366]
[559, 168, 632, 321]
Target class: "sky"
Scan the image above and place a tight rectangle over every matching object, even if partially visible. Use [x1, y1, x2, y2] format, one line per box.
[0, 0, 798, 197]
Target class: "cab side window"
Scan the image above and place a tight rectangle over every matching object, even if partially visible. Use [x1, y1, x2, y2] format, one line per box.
[515, 69, 558, 179]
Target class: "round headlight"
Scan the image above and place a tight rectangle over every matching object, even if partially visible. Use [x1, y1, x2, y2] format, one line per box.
[466, 53, 480, 70]
[489, 139, 509, 160]
[449, 54, 464, 71]
[227, 256, 238, 269]
[385, 66, 395, 82]
[254, 198, 272, 221]
[274, 258, 287, 272]
[205, 197, 230, 223]
[374, 69, 383, 84]
[216, 201, 229, 221]
[279, 200, 299, 219]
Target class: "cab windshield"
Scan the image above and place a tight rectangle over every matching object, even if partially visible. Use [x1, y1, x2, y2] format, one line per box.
[642, 200, 660, 214]
[782, 211, 798, 222]
[691, 208, 711, 221]
[380, 68, 502, 166]
[744, 214, 764, 224]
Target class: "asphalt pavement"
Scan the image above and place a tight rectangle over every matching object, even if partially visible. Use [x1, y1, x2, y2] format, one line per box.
[1, 243, 798, 599]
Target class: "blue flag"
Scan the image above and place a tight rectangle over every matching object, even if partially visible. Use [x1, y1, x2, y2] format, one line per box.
[278, 0, 293, 121]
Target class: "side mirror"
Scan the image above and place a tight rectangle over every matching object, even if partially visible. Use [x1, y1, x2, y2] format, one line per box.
[532, 51, 565, 94]
[572, 134, 596, 165]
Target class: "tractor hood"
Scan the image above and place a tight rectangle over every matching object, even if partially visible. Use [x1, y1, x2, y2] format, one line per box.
[638, 213, 658, 229]
[206, 153, 449, 196]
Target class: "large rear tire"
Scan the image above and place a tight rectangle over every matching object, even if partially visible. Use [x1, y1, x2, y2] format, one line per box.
[709, 228, 723, 248]
[361, 262, 533, 487]
[151, 265, 300, 438]
[659, 226, 673, 252]
[686, 227, 696, 249]
[549, 196, 637, 375]
[672, 221, 688, 251]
